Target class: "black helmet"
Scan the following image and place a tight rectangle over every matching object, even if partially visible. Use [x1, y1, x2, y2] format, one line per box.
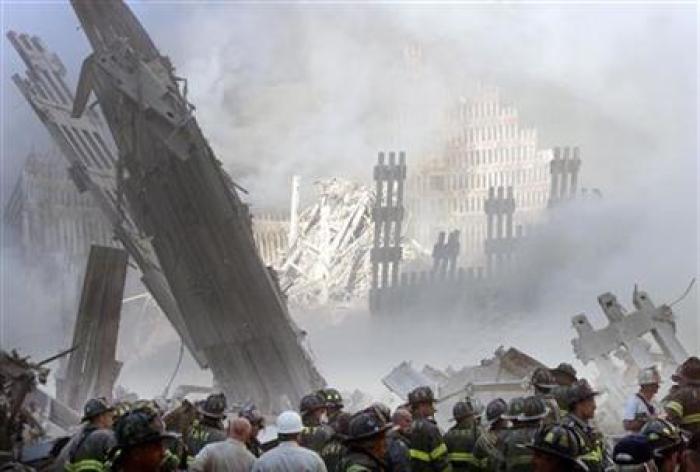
[363, 402, 391, 424]
[531, 367, 557, 391]
[318, 387, 344, 409]
[566, 379, 599, 408]
[641, 418, 684, 458]
[346, 412, 391, 442]
[526, 423, 589, 471]
[613, 434, 653, 465]
[502, 397, 526, 420]
[408, 386, 436, 406]
[518, 396, 548, 422]
[485, 398, 508, 425]
[300, 393, 326, 415]
[239, 403, 265, 428]
[452, 398, 478, 422]
[114, 409, 176, 449]
[82, 397, 114, 422]
[552, 363, 578, 385]
[199, 393, 227, 419]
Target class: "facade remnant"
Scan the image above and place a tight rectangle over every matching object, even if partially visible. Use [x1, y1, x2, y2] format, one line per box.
[548, 147, 581, 206]
[9, 0, 325, 412]
[484, 186, 521, 276]
[369, 152, 406, 313]
[58, 245, 128, 411]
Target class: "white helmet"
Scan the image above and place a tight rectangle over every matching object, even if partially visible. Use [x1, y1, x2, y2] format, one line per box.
[276, 410, 303, 434]
[638, 366, 661, 386]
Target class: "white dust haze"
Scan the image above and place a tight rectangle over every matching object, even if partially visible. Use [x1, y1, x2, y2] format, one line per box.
[0, 3, 696, 400]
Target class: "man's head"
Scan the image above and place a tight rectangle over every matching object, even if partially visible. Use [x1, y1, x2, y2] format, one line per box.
[228, 417, 252, 443]
[531, 367, 558, 395]
[452, 398, 478, 425]
[317, 387, 344, 417]
[392, 407, 412, 432]
[113, 409, 176, 471]
[276, 410, 303, 442]
[238, 404, 265, 439]
[299, 393, 327, 424]
[503, 397, 526, 427]
[613, 433, 655, 471]
[641, 418, 684, 472]
[638, 366, 661, 399]
[347, 412, 391, 459]
[408, 386, 436, 418]
[567, 379, 599, 421]
[82, 397, 115, 429]
[527, 423, 588, 472]
[485, 398, 508, 431]
[551, 363, 578, 386]
[672, 357, 700, 387]
[198, 393, 227, 422]
[518, 396, 548, 426]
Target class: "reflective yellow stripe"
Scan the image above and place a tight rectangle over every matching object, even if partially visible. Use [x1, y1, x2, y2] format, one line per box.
[448, 452, 481, 465]
[431, 443, 448, 459]
[682, 413, 700, 424]
[65, 459, 106, 472]
[410, 449, 431, 462]
[666, 401, 684, 417]
[578, 448, 603, 463]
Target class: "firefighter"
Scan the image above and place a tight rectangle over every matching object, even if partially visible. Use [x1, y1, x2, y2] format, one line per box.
[300, 393, 333, 453]
[474, 398, 508, 470]
[550, 363, 577, 418]
[239, 404, 265, 458]
[109, 408, 177, 472]
[501, 396, 548, 471]
[385, 407, 411, 472]
[407, 386, 451, 472]
[320, 412, 351, 472]
[622, 366, 661, 433]
[56, 397, 117, 472]
[338, 412, 392, 471]
[318, 388, 345, 431]
[444, 399, 481, 471]
[530, 368, 560, 425]
[641, 418, 685, 472]
[185, 393, 227, 456]
[664, 356, 700, 435]
[561, 379, 607, 472]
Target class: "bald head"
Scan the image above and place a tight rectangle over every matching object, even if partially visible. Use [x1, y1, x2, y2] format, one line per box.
[228, 417, 252, 442]
[392, 407, 412, 431]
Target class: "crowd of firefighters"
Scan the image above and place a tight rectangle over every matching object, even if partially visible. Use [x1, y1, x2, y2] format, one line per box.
[45, 356, 700, 472]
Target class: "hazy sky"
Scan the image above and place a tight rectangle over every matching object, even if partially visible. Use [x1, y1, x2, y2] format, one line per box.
[0, 1, 697, 396]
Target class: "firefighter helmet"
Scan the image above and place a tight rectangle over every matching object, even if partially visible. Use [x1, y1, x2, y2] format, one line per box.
[503, 397, 526, 420]
[526, 423, 588, 470]
[198, 393, 227, 419]
[347, 412, 391, 442]
[299, 393, 326, 415]
[641, 418, 684, 458]
[82, 397, 114, 422]
[114, 409, 176, 449]
[531, 367, 558, 391]
[672, 357, 700, 385]
[318, 387, 344, 409]
[518, 396, 548, 422]
[566, 379, 599, 408]
[408, 386, 436, 406]
[485, 398, 508, 425]
[452, 398, 478, 422]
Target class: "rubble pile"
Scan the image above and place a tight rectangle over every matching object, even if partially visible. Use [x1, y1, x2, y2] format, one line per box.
[279, 178, 375, 307]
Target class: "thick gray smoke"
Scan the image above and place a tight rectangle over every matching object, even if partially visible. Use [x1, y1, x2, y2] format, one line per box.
[1, 3, 696, 399]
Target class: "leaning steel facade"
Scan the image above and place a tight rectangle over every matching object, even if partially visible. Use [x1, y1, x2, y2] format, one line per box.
[8, 0, 324, 411]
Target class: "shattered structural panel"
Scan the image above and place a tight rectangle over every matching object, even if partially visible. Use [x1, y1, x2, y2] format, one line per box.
[59, 245, 127, 411]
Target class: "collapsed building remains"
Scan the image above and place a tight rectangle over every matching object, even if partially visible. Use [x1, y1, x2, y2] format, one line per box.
[383, 346, 545, 425]
[279, 178, 375, 307]
[8, 0, 324, 411]
[572, 286, 689, 427]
